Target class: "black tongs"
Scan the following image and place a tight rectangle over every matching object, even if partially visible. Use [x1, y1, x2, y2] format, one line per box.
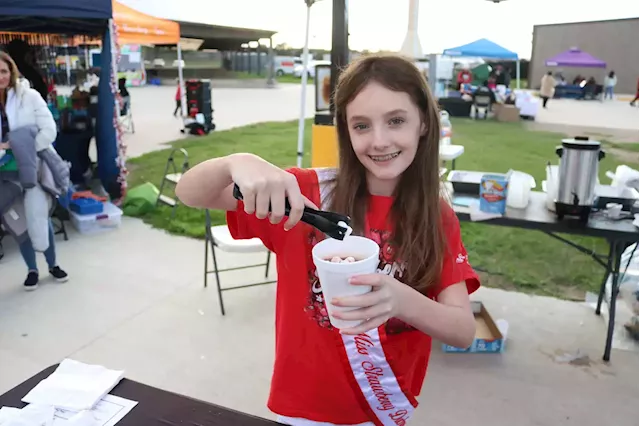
[233, 184, 352, 240]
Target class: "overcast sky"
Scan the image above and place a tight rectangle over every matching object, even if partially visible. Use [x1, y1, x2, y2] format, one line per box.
[119, 0, 638, 59]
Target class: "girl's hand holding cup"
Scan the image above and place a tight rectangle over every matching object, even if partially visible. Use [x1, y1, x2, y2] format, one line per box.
[229, 154, 317, 230]
[331, 274, 405, 335]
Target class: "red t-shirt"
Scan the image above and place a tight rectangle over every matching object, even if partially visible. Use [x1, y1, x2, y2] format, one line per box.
[226, 168, 480, 424]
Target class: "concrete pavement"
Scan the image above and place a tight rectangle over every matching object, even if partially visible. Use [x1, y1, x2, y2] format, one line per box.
[123, 83, 316, 158]
[527, 97, 639, 143]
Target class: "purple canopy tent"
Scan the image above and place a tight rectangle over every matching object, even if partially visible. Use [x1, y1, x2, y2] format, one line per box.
[544, 47, 606, 68]
[545, 47, 607, 101]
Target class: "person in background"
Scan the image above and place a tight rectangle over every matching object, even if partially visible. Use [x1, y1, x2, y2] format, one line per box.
[486, 74, 497, 90]
[477, 80, 496, 103]
[630, 77, 638, 107]
[503, 66, 512, 89]
[173, 80, 182, 117]
[5, 39, 48, 101]
[540, 71, 556, 108]
[604, 71, 617, 100]
[580, 76, 597, 100]
[118, 77, 130, 115]
[0, 52, 69, 291]
[494, 66, 506, 86]
[554, 69, 564, 83]
[456, 66, 472, 90]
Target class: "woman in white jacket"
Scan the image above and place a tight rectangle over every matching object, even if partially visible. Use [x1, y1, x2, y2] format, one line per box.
[0, 51, 68, 290]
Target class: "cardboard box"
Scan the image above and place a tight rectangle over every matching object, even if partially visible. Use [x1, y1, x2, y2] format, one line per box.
[442, 301, 508, 353]
[495, 104, 521, 122]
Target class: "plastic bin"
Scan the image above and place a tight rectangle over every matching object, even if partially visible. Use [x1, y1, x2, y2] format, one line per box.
[70, 202, 123, 235]
[69, 198, 104, 215]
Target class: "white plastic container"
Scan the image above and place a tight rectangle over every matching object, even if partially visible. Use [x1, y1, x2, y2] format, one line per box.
[439, 110, 452, 146]
[506, 171, 536, 209]
[70, 202, 123, 235]
[312, 236, 380, 330]
[544, 165, 559, 212]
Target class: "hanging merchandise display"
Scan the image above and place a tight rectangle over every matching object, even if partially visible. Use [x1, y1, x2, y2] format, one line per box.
[109, 20, 129, 201]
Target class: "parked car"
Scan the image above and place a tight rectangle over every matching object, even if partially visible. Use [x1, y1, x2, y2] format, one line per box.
[273, 56, 302, 76]
[293, 60, 331, 79]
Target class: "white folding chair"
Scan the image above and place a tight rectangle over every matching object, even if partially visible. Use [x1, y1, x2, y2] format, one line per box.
[118, 96, 135, 134]
[204, 210, 275, 315]
[440, 144, 464, 170]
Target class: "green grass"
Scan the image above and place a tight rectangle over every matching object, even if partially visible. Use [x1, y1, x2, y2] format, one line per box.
[127, 121, 313, 238]
[607, 142, 640, 153]
[231, 72, 313, 84]
[127, 118, 634, 300]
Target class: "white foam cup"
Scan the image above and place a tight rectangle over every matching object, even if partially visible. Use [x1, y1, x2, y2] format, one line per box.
[311, 236, 380, 329]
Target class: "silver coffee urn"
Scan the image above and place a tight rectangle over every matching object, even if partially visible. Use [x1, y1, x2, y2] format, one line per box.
[555, 137, 605, 223]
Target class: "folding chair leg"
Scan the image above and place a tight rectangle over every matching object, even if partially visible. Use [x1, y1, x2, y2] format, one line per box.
[204, 236, 209, 289]
[211, 244, 226, 316]
[60, 218, 68, 241]
[265, 251, 271, 278]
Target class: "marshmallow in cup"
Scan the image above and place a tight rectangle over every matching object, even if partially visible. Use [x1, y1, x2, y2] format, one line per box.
[312, 234, 380, 330]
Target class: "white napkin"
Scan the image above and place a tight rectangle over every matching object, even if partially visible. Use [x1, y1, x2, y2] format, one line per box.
[469, 200, 503, 222]
[0, 407, 22, 425]
[22, 359, 124, 412]
[2, 404, 55, 426]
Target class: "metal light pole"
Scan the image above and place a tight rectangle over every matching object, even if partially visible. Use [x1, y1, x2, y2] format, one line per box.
[400, 0, 423, 59]
[296, 0, 320, 168]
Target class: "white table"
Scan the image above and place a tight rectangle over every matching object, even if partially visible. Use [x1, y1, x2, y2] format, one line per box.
[440, 144, 464, 170]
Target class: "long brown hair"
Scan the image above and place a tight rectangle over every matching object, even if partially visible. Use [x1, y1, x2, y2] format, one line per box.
[330, 54, 445, 292]
[0, 51, 20, 91]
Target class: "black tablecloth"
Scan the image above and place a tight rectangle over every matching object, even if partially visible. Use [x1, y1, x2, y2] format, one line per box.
[438, 97, 472, 117]
[0, 365, 281, 426]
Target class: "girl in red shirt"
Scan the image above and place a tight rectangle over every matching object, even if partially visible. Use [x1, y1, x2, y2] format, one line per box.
[176, 54, 480, 426]
[173, 81, 181, 117]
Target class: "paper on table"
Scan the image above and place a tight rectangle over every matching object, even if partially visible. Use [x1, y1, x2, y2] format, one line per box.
[22, 359, 125, 411]
[0, 407, 22, 424]
[1, 395, 137, 426]
[54, 395, 138, 426]
[2, 404, 55, 426]
[469, 200, 503, 222]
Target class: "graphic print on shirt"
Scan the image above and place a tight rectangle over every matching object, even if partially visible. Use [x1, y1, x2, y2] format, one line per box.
[303, 227, 417, 335]
[304, 167, 418, 335]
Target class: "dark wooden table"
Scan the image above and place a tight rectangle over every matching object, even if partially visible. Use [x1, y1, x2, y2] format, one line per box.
[452, 191, 639, 361]
[0, 365, 281, 426]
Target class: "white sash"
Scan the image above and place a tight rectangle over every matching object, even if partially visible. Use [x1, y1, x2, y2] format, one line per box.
[315, 168, 418, 425]
[340, 328, 417, 426]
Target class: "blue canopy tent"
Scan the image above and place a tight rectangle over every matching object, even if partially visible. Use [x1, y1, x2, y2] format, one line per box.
[443, 38, 521, 88]
[0, 0, 111, 34]
[0, 0, 125, 200]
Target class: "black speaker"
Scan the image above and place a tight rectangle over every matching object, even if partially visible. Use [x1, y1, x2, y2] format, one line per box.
[186, 79, 211, 105]
[185, 79, 214, 134]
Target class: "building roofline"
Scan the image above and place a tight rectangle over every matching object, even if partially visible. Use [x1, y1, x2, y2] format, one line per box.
[175, 20, 277, 38]
[533, 17, 638, 28]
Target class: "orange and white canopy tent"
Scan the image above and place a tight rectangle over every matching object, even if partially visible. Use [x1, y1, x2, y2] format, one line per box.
[112, 1, 179, 45]
[0, 1, 180, 46]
